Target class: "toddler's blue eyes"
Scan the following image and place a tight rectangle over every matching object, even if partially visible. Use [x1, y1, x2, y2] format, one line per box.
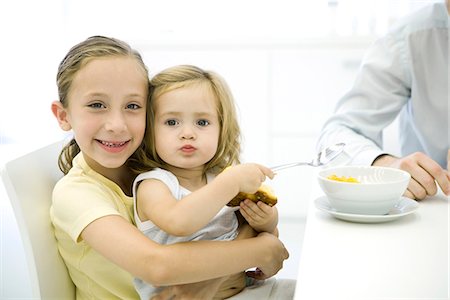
[197, 120, 209, 126]
[166, 120, 178, 126]
[164, 119, 210, 126]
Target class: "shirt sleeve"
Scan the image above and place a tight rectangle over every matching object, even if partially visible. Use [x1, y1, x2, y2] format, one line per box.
[52, 178, 121, 243]
[133, 168, 179, 198]
[316, 28, 412, 166]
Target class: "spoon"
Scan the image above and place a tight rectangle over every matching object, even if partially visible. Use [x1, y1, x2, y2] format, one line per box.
[270, 143, 346, 172]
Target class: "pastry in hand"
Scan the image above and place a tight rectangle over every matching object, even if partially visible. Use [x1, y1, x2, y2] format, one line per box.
[227, 184, 278, 207]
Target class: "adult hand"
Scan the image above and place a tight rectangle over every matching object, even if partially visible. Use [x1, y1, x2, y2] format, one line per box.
[447, 149, 450, 174]
[373, 152, 450, 200]
[447, 149, 450, 184]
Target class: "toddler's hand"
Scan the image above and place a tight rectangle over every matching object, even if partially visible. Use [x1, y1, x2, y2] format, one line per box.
[223, 163, 274, 195]
[240, 199, 278, 234]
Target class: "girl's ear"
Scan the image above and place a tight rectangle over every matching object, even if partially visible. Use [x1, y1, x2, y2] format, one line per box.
[51, 101, 72, 131]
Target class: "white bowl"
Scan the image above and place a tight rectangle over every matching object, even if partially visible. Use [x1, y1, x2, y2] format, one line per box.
[317, 166, 411, 215]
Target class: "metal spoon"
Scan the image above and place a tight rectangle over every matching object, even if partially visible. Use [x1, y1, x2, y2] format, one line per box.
[270, 142, 346, 172]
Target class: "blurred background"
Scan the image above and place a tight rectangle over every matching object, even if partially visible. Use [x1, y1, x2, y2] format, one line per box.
[0, 0, 440, 297]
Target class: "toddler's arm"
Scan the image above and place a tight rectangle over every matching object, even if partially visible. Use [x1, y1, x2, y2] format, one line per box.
[136, 163, 274, 236]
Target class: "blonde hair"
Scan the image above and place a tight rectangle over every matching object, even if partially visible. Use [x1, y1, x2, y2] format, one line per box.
[56, 36, 150, 174]
[139, 65, 241, 174]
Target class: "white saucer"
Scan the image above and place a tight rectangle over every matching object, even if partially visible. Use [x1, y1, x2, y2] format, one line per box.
[314, 196, 419, 223]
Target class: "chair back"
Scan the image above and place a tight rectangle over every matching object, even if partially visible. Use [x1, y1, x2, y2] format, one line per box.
[1, 141, 75, 299]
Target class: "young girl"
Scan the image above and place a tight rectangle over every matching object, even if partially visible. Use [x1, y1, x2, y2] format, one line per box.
[133, 65, 279, 299]
[50, 36, 292, 299]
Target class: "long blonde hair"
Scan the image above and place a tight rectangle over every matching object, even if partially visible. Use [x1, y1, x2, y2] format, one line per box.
[56, 36, 150, 174]
[138, 65, 241, 174]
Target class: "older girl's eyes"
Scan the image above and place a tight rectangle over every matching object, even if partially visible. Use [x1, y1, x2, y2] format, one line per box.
[87, 102, 105, 109]
[87, 102, 142, 110]
[197, 119, 210, 126]
[126, 103, 141, 110]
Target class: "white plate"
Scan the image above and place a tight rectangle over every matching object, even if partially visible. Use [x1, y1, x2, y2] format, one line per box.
[314, 196, 419, 223]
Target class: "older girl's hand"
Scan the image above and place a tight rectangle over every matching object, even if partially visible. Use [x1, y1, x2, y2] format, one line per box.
[249, 232, 289, 279]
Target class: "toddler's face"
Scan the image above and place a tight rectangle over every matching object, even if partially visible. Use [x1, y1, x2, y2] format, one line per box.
[153, 83, 220, 172]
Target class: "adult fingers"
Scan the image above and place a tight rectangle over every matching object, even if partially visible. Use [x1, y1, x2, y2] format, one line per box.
[403, 188, 415, 200]
[417, 157, 449, 196]
[397, 153, 444, 197]
[447, 149, 450, 170]
[400, 162, 436, 198]
[436, 173, 450, 195]
[445, 150, 450, 195]
[404, 177, 426, 200]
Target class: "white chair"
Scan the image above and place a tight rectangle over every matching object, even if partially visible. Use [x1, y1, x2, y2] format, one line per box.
[1, 141, 75, 299]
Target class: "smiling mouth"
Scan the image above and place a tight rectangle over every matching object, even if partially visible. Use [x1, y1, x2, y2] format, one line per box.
[97, 140, 129, 148]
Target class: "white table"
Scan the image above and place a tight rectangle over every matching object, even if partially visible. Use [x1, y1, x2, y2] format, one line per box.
[294, 184, 449, 299]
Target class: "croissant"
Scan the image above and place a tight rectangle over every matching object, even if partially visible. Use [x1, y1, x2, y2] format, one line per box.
[227, 184, 277, 207]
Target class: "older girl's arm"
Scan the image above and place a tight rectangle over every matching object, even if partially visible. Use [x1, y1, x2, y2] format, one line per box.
[81, 215, 288, 286]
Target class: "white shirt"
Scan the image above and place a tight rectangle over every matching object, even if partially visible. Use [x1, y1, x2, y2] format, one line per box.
[132, 168, 239, 245]
[317, 2, 449, 168]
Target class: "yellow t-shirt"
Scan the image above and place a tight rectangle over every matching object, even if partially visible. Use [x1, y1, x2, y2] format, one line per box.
[50, 153, 139, 300]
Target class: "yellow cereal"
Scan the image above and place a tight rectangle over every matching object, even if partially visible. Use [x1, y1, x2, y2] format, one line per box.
[327, 174, 360, 183]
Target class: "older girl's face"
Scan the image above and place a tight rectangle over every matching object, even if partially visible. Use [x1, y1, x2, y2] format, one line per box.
[58, 57, 148, 173]
[153, 84, 220, 172]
